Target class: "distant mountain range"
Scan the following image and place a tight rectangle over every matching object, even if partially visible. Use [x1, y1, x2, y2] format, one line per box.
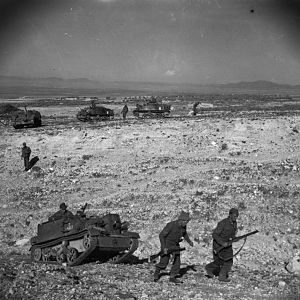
[212, 80, 300, 90]
[0, 76, 299, 96]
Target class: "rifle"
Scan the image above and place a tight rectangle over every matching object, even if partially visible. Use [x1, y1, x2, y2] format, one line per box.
[149, 247, 186, 262]
[214, 230, 259, 256]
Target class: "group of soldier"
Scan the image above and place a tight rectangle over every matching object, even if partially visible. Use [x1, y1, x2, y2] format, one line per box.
[154, 208, 239, 284]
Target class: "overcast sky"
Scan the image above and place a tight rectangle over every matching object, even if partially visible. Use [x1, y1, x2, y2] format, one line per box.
[0, 0, 299, 84]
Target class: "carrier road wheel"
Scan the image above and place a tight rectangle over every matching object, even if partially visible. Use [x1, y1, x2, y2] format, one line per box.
[31, 247, 42, 262]
[77, 113, 89, 122]
[56, 252, 67, 264]
[42, 248, 51, 261]
[83, 234, 91, 250]
[67, 247, 78, 264]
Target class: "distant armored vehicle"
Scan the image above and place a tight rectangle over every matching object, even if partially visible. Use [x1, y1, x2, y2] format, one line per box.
[132, 97, 171, 118]
[0, 105, 42, 129]
[12, 107, 42, 129]
[30, 204, 140, 266]
[77, 101, 114, 122]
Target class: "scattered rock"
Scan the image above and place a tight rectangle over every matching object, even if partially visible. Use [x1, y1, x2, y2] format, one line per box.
[15, 238, 30, 246]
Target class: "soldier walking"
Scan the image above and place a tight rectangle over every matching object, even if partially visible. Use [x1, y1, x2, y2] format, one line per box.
[192, 102, 200, 116]
[154, 211, 194, 284]
[121, 104, 129, 120]
[21, 142, 31, 171]
[205, 208, 239, 282]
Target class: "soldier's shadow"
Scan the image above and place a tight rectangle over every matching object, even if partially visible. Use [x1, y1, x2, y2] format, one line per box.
[157, 265, 198, 280]
[27, 156, 39, 170]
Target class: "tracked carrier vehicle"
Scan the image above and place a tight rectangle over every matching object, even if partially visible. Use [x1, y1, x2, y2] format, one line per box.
[30, 206, 139, 266]
[77, 102, 114, 122]
[132, 97, 171, 118]
[13, 108, 42, 129]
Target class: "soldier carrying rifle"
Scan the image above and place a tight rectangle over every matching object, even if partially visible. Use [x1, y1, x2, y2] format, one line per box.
[205, 208, 258, 282]
[153, 211, 194, 284]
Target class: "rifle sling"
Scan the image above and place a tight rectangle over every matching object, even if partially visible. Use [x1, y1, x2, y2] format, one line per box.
[217, 237, 247, 261]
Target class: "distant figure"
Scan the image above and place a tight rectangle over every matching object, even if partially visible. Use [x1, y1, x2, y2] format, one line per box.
[49, 203, 74, 222]
[90, 100, 96, 109]
[153, 211, 194, 284]
[193, 102, 200, 116]
[21, 142, 31, 171]
[121, 104, 129, 120]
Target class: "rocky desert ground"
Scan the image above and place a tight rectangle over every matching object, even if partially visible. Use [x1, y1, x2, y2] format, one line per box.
[0, 99, 300, 300]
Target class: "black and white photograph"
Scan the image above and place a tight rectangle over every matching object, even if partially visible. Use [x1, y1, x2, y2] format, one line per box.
[0, 0, 300, 299]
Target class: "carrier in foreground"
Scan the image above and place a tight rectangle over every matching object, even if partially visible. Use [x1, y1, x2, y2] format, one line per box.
[30, 205, 139, 266]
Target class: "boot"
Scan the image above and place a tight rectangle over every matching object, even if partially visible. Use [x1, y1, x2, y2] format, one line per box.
[218, 265, 231, 282]
[218, 271, 230, 282]
[153, 268, 160, 282]
[205, 265, 214, 278]
[218, 276, 230, 283]
[169, 277, 181, 284]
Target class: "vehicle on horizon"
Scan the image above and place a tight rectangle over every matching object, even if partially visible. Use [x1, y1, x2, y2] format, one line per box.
[76, 101, 114, 122]
[0, 104, 42, 129]
[13, 106, 42, 129]
[29, 204, 140, 266]
[132, 96, 171, 118]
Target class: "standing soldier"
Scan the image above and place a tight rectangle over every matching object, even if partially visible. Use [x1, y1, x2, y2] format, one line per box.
[205, 208, 239, 282]
[90, 100, 96, 109]
[154, 211, 194, 284]
[192, 102, 200, 116]
[121, 104, 129, 120]
[21, 142, 31, 171]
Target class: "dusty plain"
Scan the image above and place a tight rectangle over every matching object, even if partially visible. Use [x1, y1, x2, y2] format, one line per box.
[0, 95, 300, 300]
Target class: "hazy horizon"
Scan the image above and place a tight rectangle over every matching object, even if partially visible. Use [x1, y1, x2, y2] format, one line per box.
[1, 0, 300, 85]
[1, 74, 300, 87]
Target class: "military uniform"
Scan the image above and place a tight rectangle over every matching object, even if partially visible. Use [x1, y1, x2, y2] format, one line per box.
[192, 102, 199, 116]
[154, 212, 193, 283]
[121, 105, 129, 120]
[205, 214, 237, 281]
[21, 143, 31, 171]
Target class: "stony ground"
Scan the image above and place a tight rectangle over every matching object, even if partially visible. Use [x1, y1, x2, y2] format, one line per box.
[0, 104, 300, 299]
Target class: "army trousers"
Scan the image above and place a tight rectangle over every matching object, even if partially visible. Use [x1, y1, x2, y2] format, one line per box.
[24, 155, 30, 171]
[205, 248, 233, 279]
[155, 254, 181, 278]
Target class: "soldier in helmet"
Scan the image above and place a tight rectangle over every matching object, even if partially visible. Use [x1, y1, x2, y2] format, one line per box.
[21, 142, 31, 171]
[205, 208, 239, 282]
[153, 211, 194, 284]
[49, 203, 74, 222]
[121, 104, 129, 120]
